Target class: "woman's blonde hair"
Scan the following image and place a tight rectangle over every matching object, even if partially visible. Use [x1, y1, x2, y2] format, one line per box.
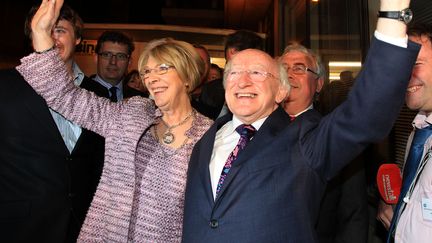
[138, 38, 204, 93]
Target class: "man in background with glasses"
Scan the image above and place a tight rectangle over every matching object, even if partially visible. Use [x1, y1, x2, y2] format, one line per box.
[92, 30, 134, 102]
[281, 44, 369, 243]
[279, 44, 324, 119]
[182, 0, 419, 241]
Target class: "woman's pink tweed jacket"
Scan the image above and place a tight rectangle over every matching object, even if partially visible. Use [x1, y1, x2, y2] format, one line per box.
[17, 50, 213, 242]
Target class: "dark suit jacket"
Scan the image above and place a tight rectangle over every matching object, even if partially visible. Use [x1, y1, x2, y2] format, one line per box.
[123, 85, 149, 98]
[182, 39, 420, 242]
[315, 154, 368, 243]
[0, 69, 106, 243]
[315, 82, 369, 243]
[197, 78, 225, 119]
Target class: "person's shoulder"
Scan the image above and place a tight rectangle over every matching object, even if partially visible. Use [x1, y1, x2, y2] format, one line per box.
[195, 111, 214, 126]
[124, 87, 148, 99]
[80, 76, 109, 96]
[0, 68, 22, 79]
[296, 108, 321, 121]
[189, 111, 214, 140]
[203, 78, 223, 90]
[124, 96, 156, 112]
[287, 109, 322, 129]
[80, 76, 98, 86]
[0, 68, 27, 88]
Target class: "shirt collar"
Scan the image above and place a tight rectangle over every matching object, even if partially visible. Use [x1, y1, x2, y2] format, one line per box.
[93, 74, 124, 91]
[412, 111, 432, 129]
[291, 104, 313, 117]
[230, 115, 267, 134]
[72, 62, 85, 86]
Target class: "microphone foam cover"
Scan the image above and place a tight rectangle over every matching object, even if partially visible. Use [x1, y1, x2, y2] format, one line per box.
[376, 163, 402, 204]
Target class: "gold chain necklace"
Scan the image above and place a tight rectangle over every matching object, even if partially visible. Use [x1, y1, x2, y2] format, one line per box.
[160, 110, 194, 144]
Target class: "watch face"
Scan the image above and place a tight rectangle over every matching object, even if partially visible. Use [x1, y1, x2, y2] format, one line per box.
[378, 8, 413, 24]
[401, 8, 413, 24]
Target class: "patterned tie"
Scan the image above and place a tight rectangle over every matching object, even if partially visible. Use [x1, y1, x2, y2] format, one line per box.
[387, 125, 432, 242]
[216, 124, 256, 196]
[109, 87, 118, 102]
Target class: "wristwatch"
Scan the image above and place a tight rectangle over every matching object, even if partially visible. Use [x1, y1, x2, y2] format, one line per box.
[378, 8, 413, 24]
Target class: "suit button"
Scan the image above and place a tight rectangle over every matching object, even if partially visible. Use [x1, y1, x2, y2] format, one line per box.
[66, 156, 73, 161]
[68, 193, 75, 198]
[209, 219, 218, 228]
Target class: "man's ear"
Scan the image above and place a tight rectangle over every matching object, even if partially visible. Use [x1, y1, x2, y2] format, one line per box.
[226, 48, 237, 61]
[75, 37, 81, 46]
[316, 77, 324, 93]
[275, 84, 289, 104]
[128, 56, 132, 68]
[93, 51, 99, 64]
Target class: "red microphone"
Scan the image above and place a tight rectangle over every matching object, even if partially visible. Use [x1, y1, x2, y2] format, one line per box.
[376, 163, 402, 204]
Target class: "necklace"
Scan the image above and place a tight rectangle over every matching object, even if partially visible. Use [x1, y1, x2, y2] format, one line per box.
[160, 110, 194, 144]
[153, 122, 190, 157]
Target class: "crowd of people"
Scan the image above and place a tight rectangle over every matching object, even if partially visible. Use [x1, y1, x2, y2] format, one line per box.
[1, 0, 431, 242]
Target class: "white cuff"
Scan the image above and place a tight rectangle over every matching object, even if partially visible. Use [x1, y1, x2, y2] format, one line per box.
[374, 30, 408, 48]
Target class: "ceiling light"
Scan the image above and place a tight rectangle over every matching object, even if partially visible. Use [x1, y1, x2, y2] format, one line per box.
[328, 61, 362, 67]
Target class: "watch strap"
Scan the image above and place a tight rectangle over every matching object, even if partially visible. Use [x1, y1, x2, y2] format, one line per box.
[378, 11, 400, 19]
[377, 8, 412, 24]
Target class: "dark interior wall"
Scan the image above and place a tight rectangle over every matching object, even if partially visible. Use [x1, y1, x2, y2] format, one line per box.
[0, 0, 37, 67]
[0, 0, 165, 68]
[1, 0, 431, 69]
[411, 0, 432, 24]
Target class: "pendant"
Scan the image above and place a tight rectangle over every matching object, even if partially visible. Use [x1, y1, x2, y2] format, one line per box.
[162, 131, 175, 144]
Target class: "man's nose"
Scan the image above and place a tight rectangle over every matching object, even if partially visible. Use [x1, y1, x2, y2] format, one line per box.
[237, 74, 253, 87]
[109, 56, 118, 64]
[287, 72, 295, 80]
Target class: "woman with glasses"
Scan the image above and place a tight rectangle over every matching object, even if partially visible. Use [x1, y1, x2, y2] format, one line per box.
[17, 1, 212, 242]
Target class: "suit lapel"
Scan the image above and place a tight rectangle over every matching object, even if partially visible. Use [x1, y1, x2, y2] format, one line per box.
[80, 77, 110, 98]
[73, 76, 109, 153]
[198, 114, 233, 205]
[215, 107, 290, 202]
[197, 125, 218, 206]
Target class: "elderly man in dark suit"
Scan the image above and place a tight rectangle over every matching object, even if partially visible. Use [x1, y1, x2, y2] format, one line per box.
[182, 0, 417, 242]
[0, 4, 105, 243]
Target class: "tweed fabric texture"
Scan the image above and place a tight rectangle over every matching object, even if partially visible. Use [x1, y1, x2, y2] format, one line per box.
[17, 51, 213, 242]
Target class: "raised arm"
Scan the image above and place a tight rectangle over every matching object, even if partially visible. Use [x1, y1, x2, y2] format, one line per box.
[377, 0, 410, 39]
[31, 0, 62, 53]
[16, 0, 151, 137]
[304, 0, 419, 179]
[17, 51, 123, 137]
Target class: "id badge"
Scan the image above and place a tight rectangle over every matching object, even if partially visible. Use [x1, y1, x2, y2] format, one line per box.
[422, 198, 432, 221]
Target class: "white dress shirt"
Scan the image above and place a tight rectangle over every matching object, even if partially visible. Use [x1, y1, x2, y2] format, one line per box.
[49, 62, 84, 153]
[395, 111, 432, 243]
[209, 115, 266, 199]
[93, 74, 124, 101]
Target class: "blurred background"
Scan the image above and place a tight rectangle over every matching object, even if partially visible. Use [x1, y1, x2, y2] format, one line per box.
[2, 0, 431, 77]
